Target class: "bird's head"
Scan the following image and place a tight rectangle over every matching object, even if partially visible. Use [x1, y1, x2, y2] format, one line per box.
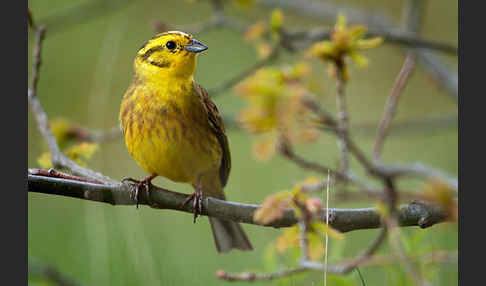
[135, 31, 207, 79]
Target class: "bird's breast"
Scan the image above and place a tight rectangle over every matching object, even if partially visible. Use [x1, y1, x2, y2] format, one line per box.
[120, 87, 221, 183]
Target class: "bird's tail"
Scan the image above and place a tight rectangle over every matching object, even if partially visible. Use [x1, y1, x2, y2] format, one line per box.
[200, 173, 253, 253]
[209, 216, 253, 253]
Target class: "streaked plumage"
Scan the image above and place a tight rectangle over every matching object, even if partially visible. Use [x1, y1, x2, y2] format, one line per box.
[119, 31, 252, 253]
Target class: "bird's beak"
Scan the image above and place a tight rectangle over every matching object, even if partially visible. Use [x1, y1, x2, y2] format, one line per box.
[184, 38, 208, 53]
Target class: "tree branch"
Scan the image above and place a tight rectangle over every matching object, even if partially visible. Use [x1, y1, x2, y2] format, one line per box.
[28, 23, 116, 184]
[304, 95, 458, 191]
[334, 60, 350, 175]
[217, 228, 387, 281]
[28, 174, 448, 232]
[374, 54, 417, 161]
[285, 28, 457, 55]
[258, 0, 458, 101]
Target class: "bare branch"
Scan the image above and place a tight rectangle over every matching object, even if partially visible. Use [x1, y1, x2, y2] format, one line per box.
[276, 135, 378, 197]
[304, 95, 458, 190]
[352, 115, 457, 137]
[402, 0, 426, 34]
[216, 267, 308, 282]
[28, 174, 448, 232]
[217, 228, 387, 282]
[378, 163, 458, 191]
[334, 60, 350, 175]
[387, 218, 428, 286]
[285, 28, 457, 55]
[258, 0, 458, 101]
[357, 250, 458, 267]
[332, 227, 388, 274]
[27, 24, 116, 184]
[28, 26, 45, 93]
[217, 249, 457, 282]
[374, 54, 417, 160]
[418, 51, 458, 102]
[29, 168, 104, 184]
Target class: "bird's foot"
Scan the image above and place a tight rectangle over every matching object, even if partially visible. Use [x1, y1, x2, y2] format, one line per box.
[183, 188, 203, 223]
[122, 174, 157, 208]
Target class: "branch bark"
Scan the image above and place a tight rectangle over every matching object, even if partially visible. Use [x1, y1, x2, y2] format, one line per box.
[28, 174, 448, 232]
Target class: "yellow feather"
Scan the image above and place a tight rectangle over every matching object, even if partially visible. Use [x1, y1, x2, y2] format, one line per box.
[119, 32, 252, 252]
[120, 32, 219, 184]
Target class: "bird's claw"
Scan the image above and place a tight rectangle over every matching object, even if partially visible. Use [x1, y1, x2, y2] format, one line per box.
[183, 188, 203, 223]
[122, 175, 155, 209]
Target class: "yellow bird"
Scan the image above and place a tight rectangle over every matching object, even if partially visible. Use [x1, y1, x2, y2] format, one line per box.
[119, 31, 252, 253]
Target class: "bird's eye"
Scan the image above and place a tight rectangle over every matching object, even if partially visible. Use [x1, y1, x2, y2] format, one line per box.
[166, 41, 176, 50]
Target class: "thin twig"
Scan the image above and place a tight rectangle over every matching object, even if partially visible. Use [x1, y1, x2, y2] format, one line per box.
[374, 54, 417, 161]
[304, 95, 458, 191]
[28, 168, 104, 184]
[350, 115, 457, 138]
[302, 95, 378, 176]
[258, 0, 458, 101]
[29, 26, 45, 93]
[338, 227, 388, 274]
[216, 267, 308, 281]
[27, 22, 116, 184]
[285, 27, 457, 55]
[353, 250, 458, 267]
[217, 227, 387, 282]
[387, 218, 428, 286]
[334, 60, 350, 175]
[277, 135, 378, 197]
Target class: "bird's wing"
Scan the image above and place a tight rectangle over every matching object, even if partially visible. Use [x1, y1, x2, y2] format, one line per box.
[194, 82, 231, 187]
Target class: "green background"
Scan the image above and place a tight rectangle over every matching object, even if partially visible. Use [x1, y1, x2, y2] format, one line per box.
[28, 0, 458, 285]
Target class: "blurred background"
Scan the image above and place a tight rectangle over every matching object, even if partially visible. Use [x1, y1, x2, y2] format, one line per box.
[28, 0, 457, 285]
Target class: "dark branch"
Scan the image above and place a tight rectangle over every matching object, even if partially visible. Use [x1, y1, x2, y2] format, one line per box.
[28, 174, 448, 232]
